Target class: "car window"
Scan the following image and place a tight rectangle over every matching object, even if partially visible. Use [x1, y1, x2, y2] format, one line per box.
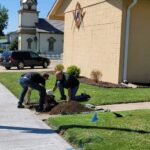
[23, 52, 30, 59]
[12, 52, 20, 58]
[30, 52, 39, 58]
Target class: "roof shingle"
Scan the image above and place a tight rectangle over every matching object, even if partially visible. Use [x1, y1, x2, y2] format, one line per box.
[35, 18, 64, 34]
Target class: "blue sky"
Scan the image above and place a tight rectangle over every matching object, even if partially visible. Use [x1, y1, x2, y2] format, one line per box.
[0, 0, 55, 34]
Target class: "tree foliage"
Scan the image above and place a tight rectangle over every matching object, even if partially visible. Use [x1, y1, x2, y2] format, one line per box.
[0, 4, 8, 36]
[8, 38, 18, 50]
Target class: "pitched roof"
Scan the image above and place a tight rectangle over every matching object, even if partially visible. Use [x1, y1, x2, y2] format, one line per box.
[47, 0, 71, 20]
[35, 18, 64, 34]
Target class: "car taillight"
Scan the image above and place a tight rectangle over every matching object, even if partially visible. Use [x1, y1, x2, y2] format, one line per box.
[10, 56, 15, 62]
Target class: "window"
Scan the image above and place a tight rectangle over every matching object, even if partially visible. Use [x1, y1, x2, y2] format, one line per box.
[27, 38, 33, 49]
[30, 52, 39, 58]
[48, 37, 56, 51]
[28, 5, 32, 10]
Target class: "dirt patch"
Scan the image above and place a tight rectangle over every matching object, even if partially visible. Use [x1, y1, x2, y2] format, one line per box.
[49, 101, 92, 115]
[78, 77, 127, 88]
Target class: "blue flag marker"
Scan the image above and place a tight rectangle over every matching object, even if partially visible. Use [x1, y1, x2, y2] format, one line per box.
[92, 112, 99, 122]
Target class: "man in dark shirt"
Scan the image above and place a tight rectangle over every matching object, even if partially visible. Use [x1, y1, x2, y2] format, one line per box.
[18, 72, 49, 111]
[53, 71, 90, 101]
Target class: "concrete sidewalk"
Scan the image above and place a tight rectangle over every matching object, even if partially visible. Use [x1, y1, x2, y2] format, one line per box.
[96, 102, 150, 112]
[0, 84, 74, 150]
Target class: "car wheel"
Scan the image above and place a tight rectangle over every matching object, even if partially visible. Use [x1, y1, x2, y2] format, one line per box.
[5, 66, 11, 70]
[31, 66, 34, 69]
[43, 61, 48, 68]
[17, 62, 24, 70]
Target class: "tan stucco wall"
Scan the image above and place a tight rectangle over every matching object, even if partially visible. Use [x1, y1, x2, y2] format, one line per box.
[127, 0, 150, 83]
[63, 0, 123, 83]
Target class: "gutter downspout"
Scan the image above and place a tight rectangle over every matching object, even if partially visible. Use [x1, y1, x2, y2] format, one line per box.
[38, 32, 41, 54]
[123, 0, 138, 83]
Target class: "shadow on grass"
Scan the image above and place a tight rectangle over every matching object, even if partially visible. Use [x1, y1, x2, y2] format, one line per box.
[0, 125, 55, 134]
[56, 125, 150, 134]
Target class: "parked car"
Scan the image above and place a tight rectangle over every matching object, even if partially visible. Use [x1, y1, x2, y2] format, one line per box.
[0, 50, 10, 62]
[0, 50, 4, 62]
[0, 50, 50, 70]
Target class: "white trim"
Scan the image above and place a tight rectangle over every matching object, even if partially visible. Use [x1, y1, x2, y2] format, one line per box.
[123, 0, 138, 83]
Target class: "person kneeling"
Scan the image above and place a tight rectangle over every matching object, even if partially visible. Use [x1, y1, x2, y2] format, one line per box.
[53, 71, 90, 101]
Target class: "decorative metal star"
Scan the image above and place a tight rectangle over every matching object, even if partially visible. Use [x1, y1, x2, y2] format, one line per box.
[73, 2, 86, 29]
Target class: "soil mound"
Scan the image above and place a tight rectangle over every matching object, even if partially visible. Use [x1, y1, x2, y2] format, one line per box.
[50, 101, 92, 115]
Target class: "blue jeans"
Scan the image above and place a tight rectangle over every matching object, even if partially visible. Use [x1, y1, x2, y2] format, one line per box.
[57, 81, 86, 101]
[19, 77, 46, 108]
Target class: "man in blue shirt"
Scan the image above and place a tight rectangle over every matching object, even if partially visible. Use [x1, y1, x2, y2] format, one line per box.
[18, 72, 49, 111]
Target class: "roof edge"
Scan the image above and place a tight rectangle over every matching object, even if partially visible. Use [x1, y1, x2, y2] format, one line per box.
[47, 0, 60, 18]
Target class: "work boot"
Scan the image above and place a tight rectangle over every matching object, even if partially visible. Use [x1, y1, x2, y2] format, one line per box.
[86, 94, 91, 99]
[35, 106, 44, 112]
[17, 104, 25, 108]
[81, 93, 91, 100]
[60, 95, 67, 100]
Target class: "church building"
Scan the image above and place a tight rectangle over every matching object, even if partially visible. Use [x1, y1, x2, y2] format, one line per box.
[18, 0, 64, 56]
[48, 0, 150, 83]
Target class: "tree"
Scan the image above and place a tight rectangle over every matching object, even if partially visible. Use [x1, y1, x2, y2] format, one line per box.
[0, 4, 8, 36]
[8, 38, 18, 50]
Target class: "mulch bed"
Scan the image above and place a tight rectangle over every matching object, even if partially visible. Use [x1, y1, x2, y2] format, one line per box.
[49, 72, 150, 88]
[132, 83, 150, 88]
[49, 101, 93, 115]
[78, 77, 127, 88]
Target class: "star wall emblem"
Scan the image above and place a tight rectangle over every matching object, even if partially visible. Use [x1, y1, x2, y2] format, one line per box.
[73, 2, 85, 29]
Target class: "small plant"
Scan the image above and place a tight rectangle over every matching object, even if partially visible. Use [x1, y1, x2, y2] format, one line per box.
[55, 64, 64, 72]
[67, 65, 81, 77]
[90, 70, 102, 83]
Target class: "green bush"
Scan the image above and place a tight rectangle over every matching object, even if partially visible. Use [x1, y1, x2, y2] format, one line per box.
[55, 64, 64, 71]
[8, 38, 18, 50]
[67, 65, 81, 77]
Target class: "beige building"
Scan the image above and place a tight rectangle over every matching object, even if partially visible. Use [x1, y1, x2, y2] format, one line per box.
[18, 0, 64, 56]
[48, 0, 150, 83]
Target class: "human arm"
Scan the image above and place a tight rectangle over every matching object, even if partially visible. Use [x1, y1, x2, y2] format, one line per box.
[52, 85, 57, 92]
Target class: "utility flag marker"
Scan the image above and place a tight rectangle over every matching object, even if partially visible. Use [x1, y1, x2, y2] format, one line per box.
[92, 112, 99, 123]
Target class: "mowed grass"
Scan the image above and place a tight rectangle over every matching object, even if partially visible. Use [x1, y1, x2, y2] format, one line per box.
[48, 110, 150, 150]
[0, 72, 59, 102]
[0, 72, 150, 105]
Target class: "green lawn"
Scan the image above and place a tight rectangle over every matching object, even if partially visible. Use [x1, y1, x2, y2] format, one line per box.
[0, 72, 59, 102]
[0, 36, 6, 39]
[48, 110, 150, 150]
[0, 72, 150, 105]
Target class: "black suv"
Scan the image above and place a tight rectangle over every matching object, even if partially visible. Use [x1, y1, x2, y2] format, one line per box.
[0, 51, 50, 70]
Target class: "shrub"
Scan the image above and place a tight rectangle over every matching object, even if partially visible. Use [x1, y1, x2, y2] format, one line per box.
[55, 64, 64, 72]
[67, 65, 81, 77]
[8, 38, 18, 50]
[90, 70, 102, 83]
